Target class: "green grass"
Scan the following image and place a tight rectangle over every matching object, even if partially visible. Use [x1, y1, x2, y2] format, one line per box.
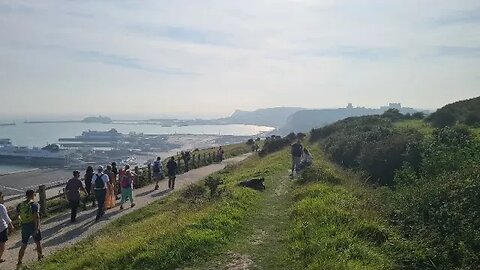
[32, 148, 279, 270]
[393, 119, 433, 135]
[286, 145, 402, 270]
[183, 148, 293, 270]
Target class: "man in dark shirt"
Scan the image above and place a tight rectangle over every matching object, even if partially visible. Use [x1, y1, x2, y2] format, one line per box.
[65, 170, 86, 222]
[166, 157, 178, 190]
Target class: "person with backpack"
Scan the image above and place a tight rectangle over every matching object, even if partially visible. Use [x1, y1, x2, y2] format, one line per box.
[16, 189, 43, 266]
[92, 166, 110, 221]
[290, 139, 304, 176]
[65, 170, 87, 223]
[0, 191, 13, 263]
[119, 170, 135, 210]
[152, 157, 163, 190]
[167, 156, 178, 190]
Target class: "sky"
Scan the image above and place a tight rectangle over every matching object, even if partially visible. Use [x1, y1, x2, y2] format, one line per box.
[0, 0, 479, 119]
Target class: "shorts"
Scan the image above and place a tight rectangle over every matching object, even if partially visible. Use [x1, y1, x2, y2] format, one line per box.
[21, 223, 42, 244]
[0, 228, 7, 243]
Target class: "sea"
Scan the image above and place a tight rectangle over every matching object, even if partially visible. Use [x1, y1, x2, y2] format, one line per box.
[0, 122, 274, 174]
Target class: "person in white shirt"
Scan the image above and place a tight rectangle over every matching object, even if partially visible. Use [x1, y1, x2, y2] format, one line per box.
[0, 191, 14, 263]
[297, 148, 314, 171]
[92, 166, 110, 221]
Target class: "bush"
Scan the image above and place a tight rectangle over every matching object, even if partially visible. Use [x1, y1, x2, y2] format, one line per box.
[181, 184, 207, 203]
[259, 134, 295, 156]
[204, 176, 223, 198]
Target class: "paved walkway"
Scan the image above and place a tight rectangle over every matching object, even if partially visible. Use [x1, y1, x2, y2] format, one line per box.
[2, 154, 251, 270]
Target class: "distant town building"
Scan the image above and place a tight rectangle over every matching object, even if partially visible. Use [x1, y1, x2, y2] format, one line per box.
[346, 103, 354, 109]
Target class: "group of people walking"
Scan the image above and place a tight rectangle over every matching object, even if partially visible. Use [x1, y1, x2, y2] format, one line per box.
[0, 147, 232, 265]
[0, 155, 180, 266]
[66, 162, 136, 222]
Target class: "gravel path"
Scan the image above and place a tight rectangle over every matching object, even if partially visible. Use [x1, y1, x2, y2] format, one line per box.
[1, 154, 251, 270]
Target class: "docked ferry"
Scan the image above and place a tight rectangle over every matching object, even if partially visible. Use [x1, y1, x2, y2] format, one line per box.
[59, 128, 124, 142]
[0, 143, 73, 166]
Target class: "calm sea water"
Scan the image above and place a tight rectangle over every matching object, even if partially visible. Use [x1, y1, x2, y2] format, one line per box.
[0, 122, 274, 173]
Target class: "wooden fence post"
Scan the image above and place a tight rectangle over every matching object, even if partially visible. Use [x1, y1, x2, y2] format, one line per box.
[147, 163, 152, 182]
[192, 154, 196, 168]
[177, 156, 182, 173]
[208, 152, 211, 163]
[38, 185, 47, 217]
[203, 153, 206, 163]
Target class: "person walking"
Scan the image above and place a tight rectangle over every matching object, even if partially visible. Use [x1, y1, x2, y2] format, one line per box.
[0, 192, 13, 263]
[17, 190, 43, 266]
[152, 157, 163, 190]
[111, 162, 119, 197]
[104, 165, 116, 210]
[84, 166, 95, 208]
[217, 146, 224, 162]
[65, 170, 87, 223]
[166, 156, 178, 190]
[92, 166, 110, 221]
[290, 139, 303, 176]
[119, 170, 135, 210]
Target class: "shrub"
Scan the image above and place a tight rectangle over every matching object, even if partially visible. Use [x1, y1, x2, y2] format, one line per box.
[181, 184, 207, 203]
[204, 176, 223, 198]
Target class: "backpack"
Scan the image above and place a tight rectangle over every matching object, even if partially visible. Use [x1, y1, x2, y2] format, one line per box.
[292, 144, 303, 157]
[18, 201, 34, 224]
[153, 161, 161, 173]
[121, 176, 131, 189]
[95, 174, 105, 189]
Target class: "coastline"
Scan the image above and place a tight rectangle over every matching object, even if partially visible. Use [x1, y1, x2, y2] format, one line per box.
[0, 168, 40, 177]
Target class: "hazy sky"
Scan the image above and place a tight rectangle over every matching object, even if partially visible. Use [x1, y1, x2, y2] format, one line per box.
[0, 0, 479, 119]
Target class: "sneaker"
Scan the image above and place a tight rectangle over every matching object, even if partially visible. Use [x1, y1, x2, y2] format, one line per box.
[120, 205, 124, 210]
[0, 258, 5, 263]
[154, 185, 159, 190]
[38, 255, 44, 261]
[131, 203, 135, 208]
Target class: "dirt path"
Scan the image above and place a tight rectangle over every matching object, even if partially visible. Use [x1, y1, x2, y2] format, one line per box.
[1, 154, 251, 270]
[183, 169, 294, 270]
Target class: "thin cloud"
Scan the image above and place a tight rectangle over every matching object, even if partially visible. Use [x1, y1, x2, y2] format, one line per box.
[434, 7, 480, 26]
[435, 46, 480, 58]
[128, 24, 232, 46]
[298, 46, 401, 61]
[73, 50, 199, 75]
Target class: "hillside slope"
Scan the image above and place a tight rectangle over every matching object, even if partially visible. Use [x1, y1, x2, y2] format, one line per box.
[427, 96, 480, 127]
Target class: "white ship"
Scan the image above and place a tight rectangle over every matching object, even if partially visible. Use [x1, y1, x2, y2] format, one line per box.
[59, 128, 123, 142]
[0, 143, 74, 166]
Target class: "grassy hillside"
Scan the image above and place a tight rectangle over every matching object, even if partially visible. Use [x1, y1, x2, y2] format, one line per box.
[310, 113, 480, 269]
[427, 96, 480, 127]
[33, 147, 284, 270]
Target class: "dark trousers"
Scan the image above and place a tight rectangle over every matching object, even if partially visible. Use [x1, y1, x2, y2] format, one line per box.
[94, 189, 106, 220]
[68, 200, 80, 222]
[168, 175, 176, 189]
[85, 183, 96, 207]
